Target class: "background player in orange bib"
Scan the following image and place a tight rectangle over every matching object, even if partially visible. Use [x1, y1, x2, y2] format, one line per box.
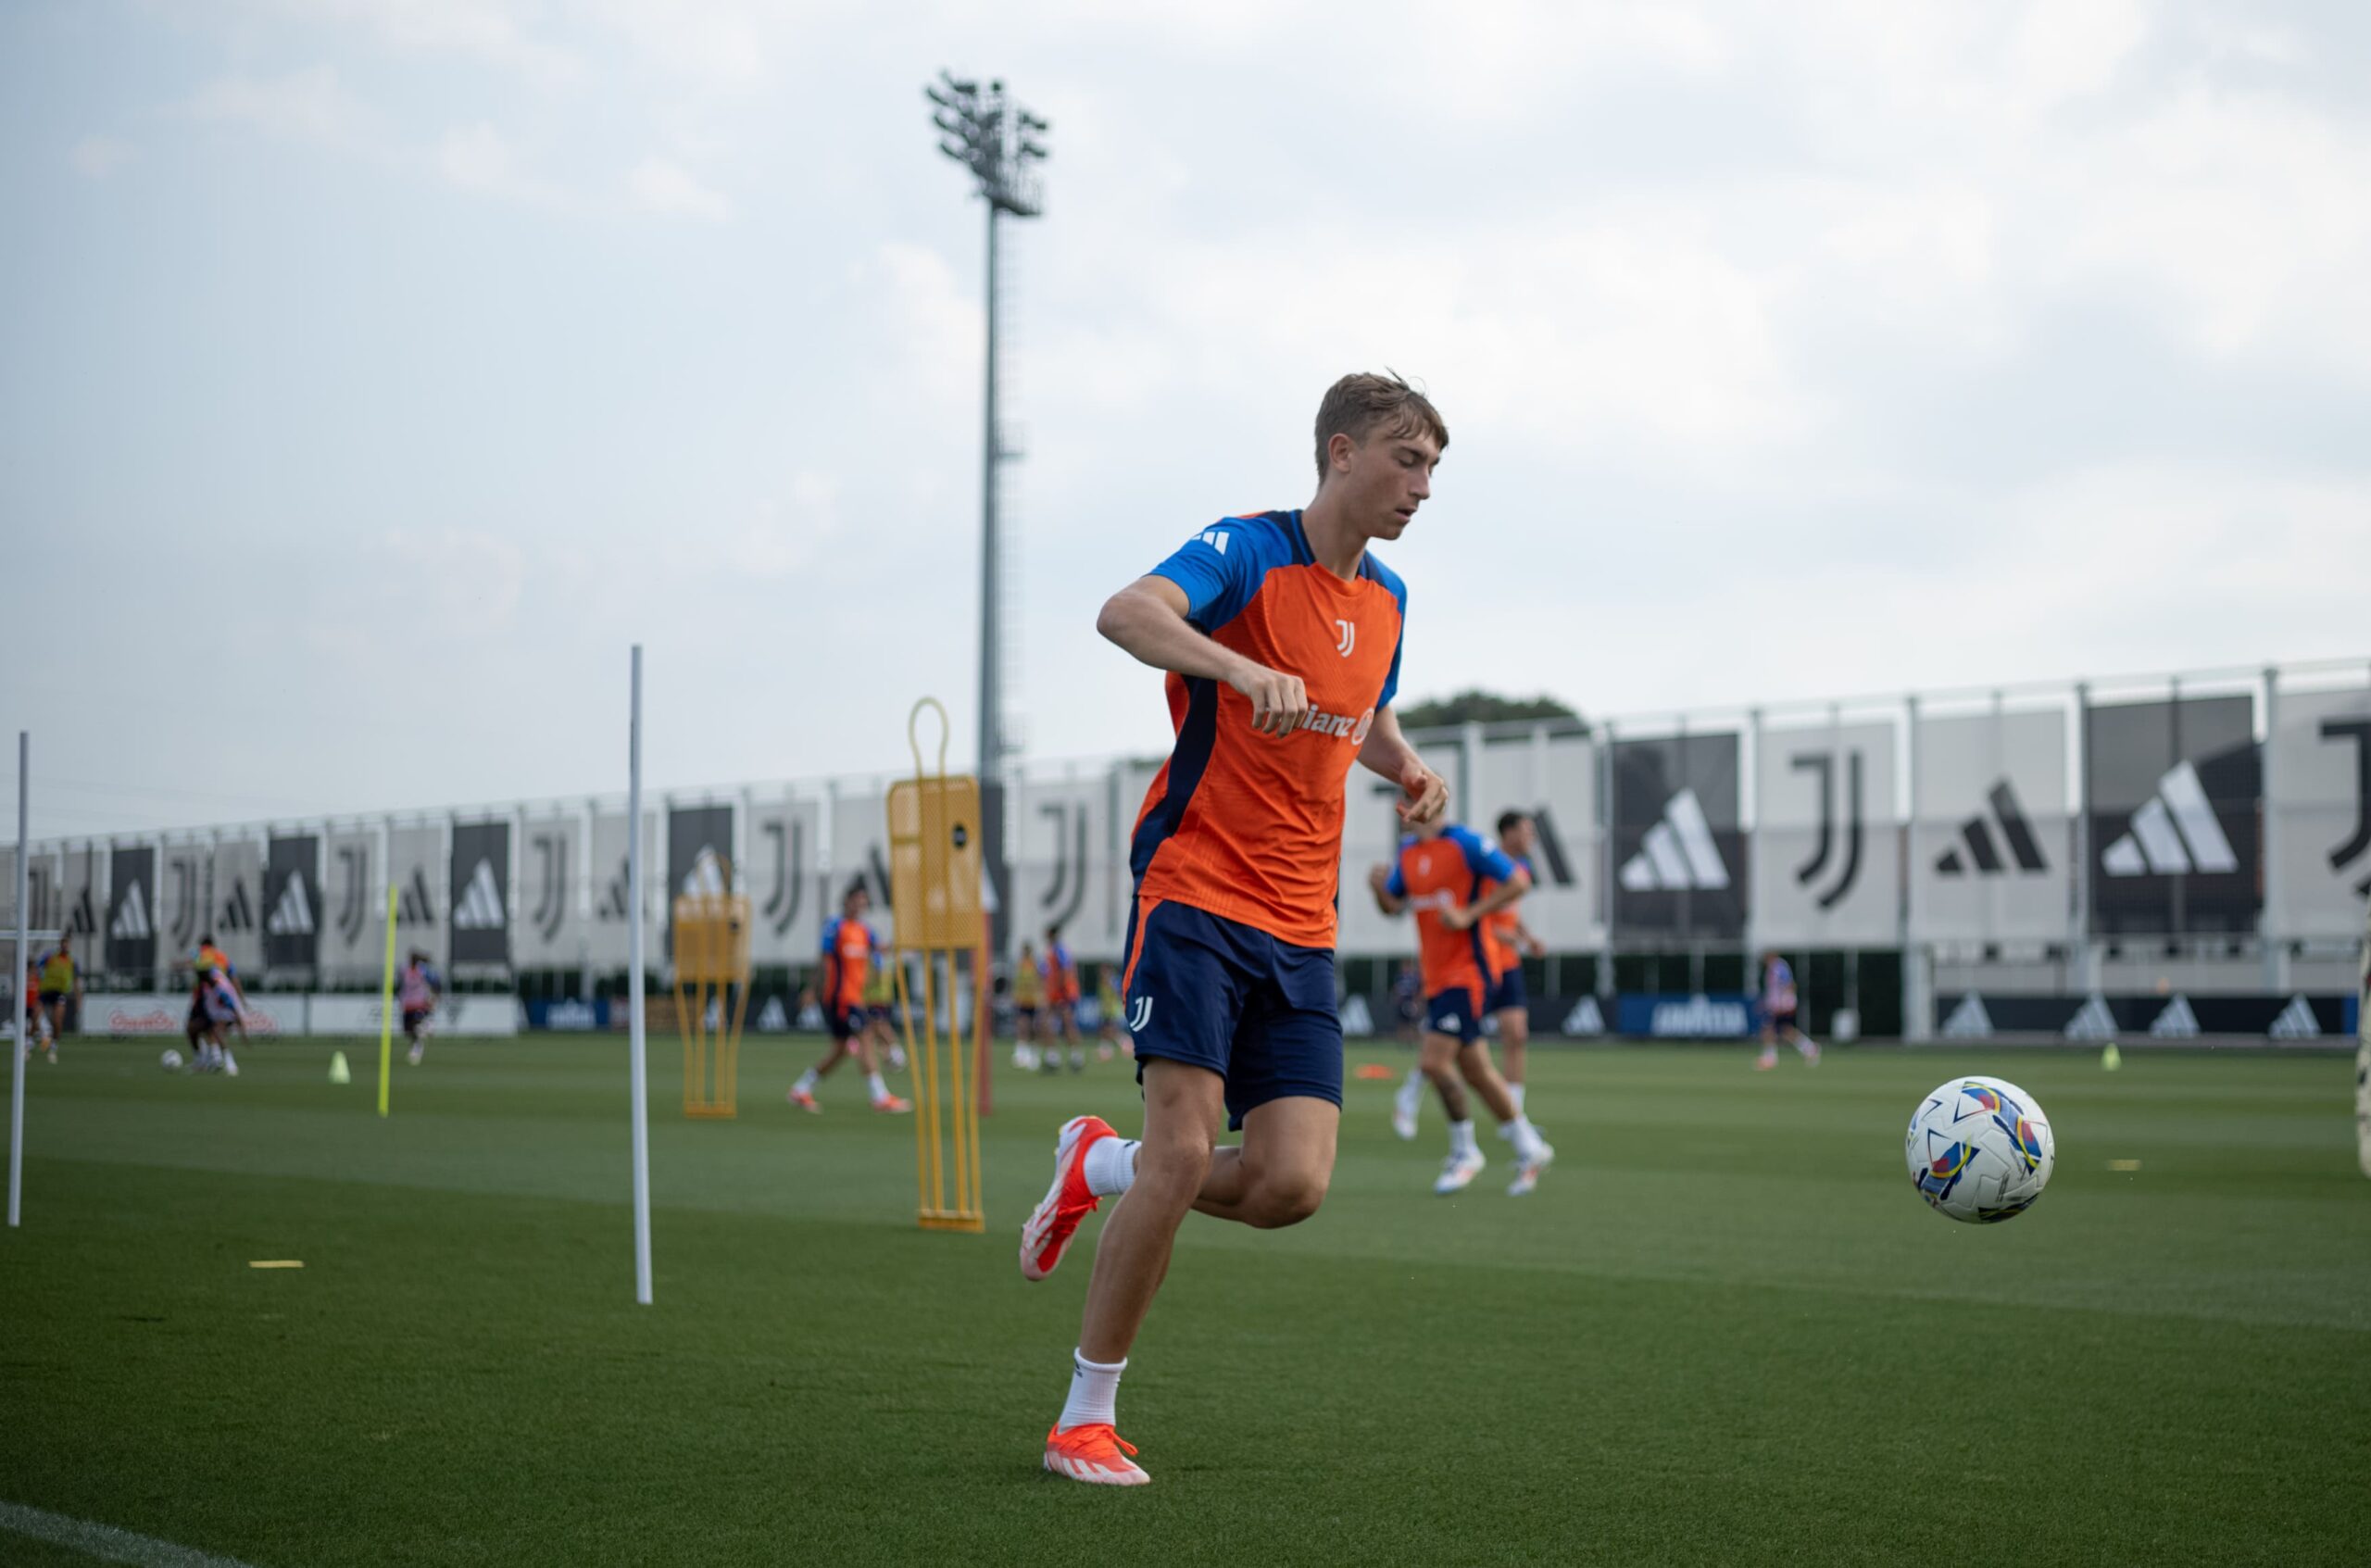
[1371, 820, 1552, 1195]
[1018, 373, 1450, 1486]
[787, 880, 910, 1114]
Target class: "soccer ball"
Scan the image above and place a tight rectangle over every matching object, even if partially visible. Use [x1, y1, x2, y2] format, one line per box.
[160, 1047, 185, 1072]
[1905, 1075, 2054, 1223]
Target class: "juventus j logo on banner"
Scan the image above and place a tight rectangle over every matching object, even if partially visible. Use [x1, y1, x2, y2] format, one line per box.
[335, 846, 370, 945]
[1127, 996, 1154, 1033]
[2322, 719, 2371, 897]
[531, 833, 570, 943]
[1037, 802, 1088, 926]
[1791, 750, 1864, 909]
[761, 818, 807, 937]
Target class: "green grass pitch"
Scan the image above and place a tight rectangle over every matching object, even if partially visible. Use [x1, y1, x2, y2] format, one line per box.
[2, 1034, 2366, 1565]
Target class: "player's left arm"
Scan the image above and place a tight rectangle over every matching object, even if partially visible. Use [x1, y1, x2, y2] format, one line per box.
[1357, 708, 1447, 828]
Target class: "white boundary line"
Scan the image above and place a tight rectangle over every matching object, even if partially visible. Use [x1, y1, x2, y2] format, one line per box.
[0, 1500, 261, 1568]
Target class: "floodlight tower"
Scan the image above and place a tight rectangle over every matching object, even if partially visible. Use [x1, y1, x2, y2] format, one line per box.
[926, 71, 1048, 785]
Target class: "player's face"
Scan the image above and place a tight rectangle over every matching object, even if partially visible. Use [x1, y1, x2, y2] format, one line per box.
[1333, 424, 1438, 542]
[1501, 819, 1534, 857]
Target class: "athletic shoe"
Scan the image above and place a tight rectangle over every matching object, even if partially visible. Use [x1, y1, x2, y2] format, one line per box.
[872, 1095, 912, 1114]
[1800, 1040, 1822, 1066]
[1508, 1140, 1554, 1196]
[1043, 1422, 1148, 1486]
[1434, 1150, 1486, 1195]
[1754, 1050, 1778, 1072]
[788, 1086, 821, 1113]
[408, 1043, 424, 1066]
[1391, 1079, 1421, 1141]
[221, 1056, 240, 1078]
[1020, 1114, 1114, 1282]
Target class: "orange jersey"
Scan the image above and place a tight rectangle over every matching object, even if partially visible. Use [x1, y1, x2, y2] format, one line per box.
[1042, 942, 1078, 1003]
[1385, 826, 1522, 1001]
[819, 915, 877, 1010]
[1129, 510, 1407, 949]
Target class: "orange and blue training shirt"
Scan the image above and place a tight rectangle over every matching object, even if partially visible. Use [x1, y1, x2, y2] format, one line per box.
[1042, 940, 1078, 1005]
[1130, 509, 1408, 951]
[819, 915, 878, 1012]
[1385, 825, 1522, 1005]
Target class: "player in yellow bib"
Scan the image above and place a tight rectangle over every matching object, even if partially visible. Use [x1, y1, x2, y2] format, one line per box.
[1011, 939, 1047, 1071]
[31, 935, 76, 1064]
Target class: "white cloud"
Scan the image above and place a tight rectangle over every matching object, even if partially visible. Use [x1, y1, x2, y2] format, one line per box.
[69, 135, 136, 178]
[190, 64, 371, 144]
[437, 122, 567, 208]
[626, 156, 731, 220]
[275, 0, 582, 83]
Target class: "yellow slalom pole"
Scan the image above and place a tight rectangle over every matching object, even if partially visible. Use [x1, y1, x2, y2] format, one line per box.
[378, 882, 397, 1118]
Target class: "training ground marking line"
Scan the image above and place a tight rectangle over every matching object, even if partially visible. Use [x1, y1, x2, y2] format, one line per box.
[0, 1500, 262, 1568]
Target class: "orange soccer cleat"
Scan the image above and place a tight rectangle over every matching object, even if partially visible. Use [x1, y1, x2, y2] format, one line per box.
[872, 1094, 911, 1114]
[788, 1085, 821, 1112]
[1019, 1115, 1114, 1282]
[1043, 1422, 1148, 1486]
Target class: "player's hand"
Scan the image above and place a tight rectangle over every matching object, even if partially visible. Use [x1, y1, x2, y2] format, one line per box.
[1366, 863, 1393, 895]
[1229, 660, 1311, 737]
[1524, 935, 1548, 959]
[1396, 758, 1449, 826]
[1438, 904, 1475, 933]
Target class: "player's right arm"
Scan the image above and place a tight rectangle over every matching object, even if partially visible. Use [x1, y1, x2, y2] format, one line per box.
[1368, 860, 1408, 917]
[1098, 522, 1314, 737]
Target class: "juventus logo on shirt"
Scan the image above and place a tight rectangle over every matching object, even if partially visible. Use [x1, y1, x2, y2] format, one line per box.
[1335, 619, 1355, 657]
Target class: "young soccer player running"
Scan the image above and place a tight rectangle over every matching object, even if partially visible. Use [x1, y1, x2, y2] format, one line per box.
[1754, 948, 1820, 1070]
[1018, 373, 1452, 1486]
[31, 934, 75, 1063]
[1370, 821, 1554, 1195]
[19, 953, 54, 1060]
[1010, 938, 1045, 1071]
[788, 881, 910, 1114]
[1040, 923, 1084, 1073]
[399, 950, 443, 1065]
[1392, 809, 1545, 1135]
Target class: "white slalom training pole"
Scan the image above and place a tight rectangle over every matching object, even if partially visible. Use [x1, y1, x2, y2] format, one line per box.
[10, 731, 29, 1229]
[628, 646, 653, 1303]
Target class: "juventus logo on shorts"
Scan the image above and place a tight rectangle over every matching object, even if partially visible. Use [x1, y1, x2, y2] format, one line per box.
[1127, 996, 1154, 1033]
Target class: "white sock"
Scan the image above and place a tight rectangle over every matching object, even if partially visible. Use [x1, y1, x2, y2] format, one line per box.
[866, 1073, 889, 1101]
[1085, 1136, 1139, 1197]
[1449, 1120, 1479, 1159]
[1509, 1082, 1526, 1112]
[1059, 1349, 1126, 1431]
[1402, 1067, 1425, 1092]
[1798, 1036, 1819, 1056]
[1506, 1114, 1545, 1160]
[793, 1068, 818, 1096]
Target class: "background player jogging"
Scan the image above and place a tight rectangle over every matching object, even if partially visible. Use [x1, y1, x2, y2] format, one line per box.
[787, 880, 910, 1114]
[1370, 819, 1553, 1195]
[1017, 372, 1452, 1486]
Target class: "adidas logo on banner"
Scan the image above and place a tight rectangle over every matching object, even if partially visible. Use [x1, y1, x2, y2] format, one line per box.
[219, 882, 255, 932]
[1939, 994, 1992, 1038]
[1936, 781, 2049, 876]
[1562, 996, 1605, 1036]
[796, 1000, 825, 1032]
[2063, 994, 2117, 1040]
[453, 859, 506, 929]
[2268, 996, 2321, 1039]
[2102, 761, 2238, 876]
[755, 996, 790, 1033]
[1618, 789, 1731, 892]
[2148, 994, 2199, 1038]
[266, 877, 315, 937]
[1340, 995, 1374, 1037]
[110, 882, 152, 941]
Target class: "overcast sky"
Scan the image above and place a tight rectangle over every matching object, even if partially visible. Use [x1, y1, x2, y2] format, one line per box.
[3, 0, 2366, 840]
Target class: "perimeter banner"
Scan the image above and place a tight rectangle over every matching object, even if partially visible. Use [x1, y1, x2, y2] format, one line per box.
[1011, 774, 1122, 961]
[107, 841, 157, 978]
[2088, 695, 2260, 935]
[586, 809, 659, 972]
[320, 826, 382, 980]
[211, 837, 265, 974]
[1751, 719, 1901, 947]
[263, 834, 322, 970]
[514, 809, 583, 970]
[2270, 684, 2371, 940]
[1466, 730, 1605, 952]
[1612, 733, 1746, 939]
[1913, 708, 2072, 944]
[746, 795, 824, 970]
[448, 819, 512, 966]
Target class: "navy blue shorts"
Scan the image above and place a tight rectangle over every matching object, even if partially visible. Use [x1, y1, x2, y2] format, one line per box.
[1424, 985, 1484, 1043]
[1485, 964, 1526, 1016]
[1121, 898, 1342, 1131]
[826, 1004, 868, 1041]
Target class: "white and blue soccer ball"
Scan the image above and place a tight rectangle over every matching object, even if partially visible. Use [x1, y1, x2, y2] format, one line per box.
[1905, 1075, 2054, 1224]
[160, 1047, 185, 1072]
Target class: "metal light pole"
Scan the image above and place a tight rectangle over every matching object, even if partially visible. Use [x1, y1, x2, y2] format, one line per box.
[926, 70, 1048, 784]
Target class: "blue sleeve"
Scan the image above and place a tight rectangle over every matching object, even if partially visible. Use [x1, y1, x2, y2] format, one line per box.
[1449, 825, 1518, 883]
[1383, 842, 1411, 898]
[1365, 555, 1409, 709]
[818, 917, 838, 958]
[1148, 516, 1288, 634]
